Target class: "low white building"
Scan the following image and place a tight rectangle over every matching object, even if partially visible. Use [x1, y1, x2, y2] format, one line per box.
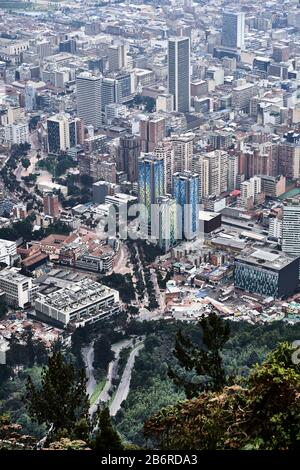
[0, 268, 32, 308]
[0, 239, 17, 267]
[34, 278, 119, 327]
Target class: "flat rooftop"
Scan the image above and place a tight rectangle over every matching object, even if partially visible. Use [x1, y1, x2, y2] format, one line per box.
[36, 278, 117, 314]
[236, 248, 298, 271]
[199, 210, 220, 221]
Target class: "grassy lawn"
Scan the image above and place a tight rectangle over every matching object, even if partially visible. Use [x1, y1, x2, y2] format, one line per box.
[90, 378, 106, 405]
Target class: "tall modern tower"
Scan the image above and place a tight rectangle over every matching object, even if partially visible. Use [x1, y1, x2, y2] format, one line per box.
[138, 153, 164, 236]
[282, 202, 300, 277]
[173, 171, 199, 240]
[168, 37, 190, 113]
[118, 134, 140, 182]
[222, 12, 245, 50]
[76, 72, 102, 129]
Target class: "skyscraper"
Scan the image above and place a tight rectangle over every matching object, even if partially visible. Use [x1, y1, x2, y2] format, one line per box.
[222, 12, 245, 50]
[154, 142, 175, 194]
[43, 192, 59, 218]
[76, 72, 102, 129]
[108, 43, 128, 72]
[173, 171, 199, 240]
[168, 37, 190, 113]
[138, 153, 164, 236]
[139, 116, 166, 153]
[101, 78, 119, 112]
[154, 196, 177, 252]
[282, 202, 300, 275]
[118, 134, 140, 182]
[47, 113, 82, 155]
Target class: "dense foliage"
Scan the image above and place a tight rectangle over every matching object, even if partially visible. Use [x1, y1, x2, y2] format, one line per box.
[115, 319, 300, 446]
[144, 343, 300, 450]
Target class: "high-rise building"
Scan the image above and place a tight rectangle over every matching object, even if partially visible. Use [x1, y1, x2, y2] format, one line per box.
[43, 192, 60, 218]
[194, 150, 228, 199]
[118, 134, 140, 182]
[139, 116, 166, 153]
[173, 171, 199, 240]
[101, 78, 119, 112]
[166, 133, 194, 173]
[76, 72, 102, 129]
[228, 154, 239, 191]
[168, 37, 190, 113]
[282, 202, 300, 270]
[138, 153, 164, 235]
[239, 176, 262, 208]
[47, 113, 82, 154]
[222, 12, 245, 50]
[108, 44, 128, 72]
[154, 142, 175, 194]
[4, 121, 29, 145]
[153, 195, 177, 252]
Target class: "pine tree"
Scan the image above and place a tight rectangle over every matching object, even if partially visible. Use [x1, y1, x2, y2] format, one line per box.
[25, 351, 90, 438]
[168, 311, 230, 398]
[92, 407, 123, 451]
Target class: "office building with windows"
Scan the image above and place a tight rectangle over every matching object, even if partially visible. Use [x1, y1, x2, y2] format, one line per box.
[168, 37, 190, 113]
[222, 12, 245, 50]
[138, 153, 164, 236]
[76, 72, 102, 129]
[234, 248, 299, 299]
[173, 171, 199, 240]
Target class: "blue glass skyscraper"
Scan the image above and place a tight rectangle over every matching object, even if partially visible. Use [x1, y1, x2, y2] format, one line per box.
[173, 171, 199, 240]
[138, 153, 164, 236]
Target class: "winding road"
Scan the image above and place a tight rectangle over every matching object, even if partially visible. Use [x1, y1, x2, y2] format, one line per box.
[109, 341, 144, 416]
[85, 338, 134, 416]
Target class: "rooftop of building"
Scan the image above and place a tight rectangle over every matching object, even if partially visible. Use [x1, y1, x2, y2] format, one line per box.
[36, 278, 117, 313]
[236, 247, 298, 270]
[199, 210, 220, 221]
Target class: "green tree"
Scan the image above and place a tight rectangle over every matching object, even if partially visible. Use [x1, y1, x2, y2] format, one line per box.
[25, 352, 90, 439]
[168, 311, 230, 398]
[21, 157, 30, 170]
[93, 336, 115, 372]
[144, 342, 300, 450]
[92, 407, 123, 451]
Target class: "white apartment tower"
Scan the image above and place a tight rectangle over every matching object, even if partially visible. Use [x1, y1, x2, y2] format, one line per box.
[282, 203, 300, 262]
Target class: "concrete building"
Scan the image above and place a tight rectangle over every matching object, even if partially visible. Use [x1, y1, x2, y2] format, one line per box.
[47, 113, 82, 154]
[34, 278, 119, 327]
[0, 268, 32, 308]
[154, 142, 175, 194]
[0, 239, 17, 267]
[108, 43, 128, 72]
[194, 150, 228, 199]
[239, 176, 262, 208]
[139, 116, 166, 153]
[156, 93, 174, 113]
[168, 37, 190, 113]
[234, 248, 299, 299]
[118, 134, 140, 182]
[152, 195, 177, 252]
[222, 12, 245, 50]
[4, 121, 29, 145]
[43, 193, 60, 218]
[76, 72, 102, 129]
[282, 202, 300, 271]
